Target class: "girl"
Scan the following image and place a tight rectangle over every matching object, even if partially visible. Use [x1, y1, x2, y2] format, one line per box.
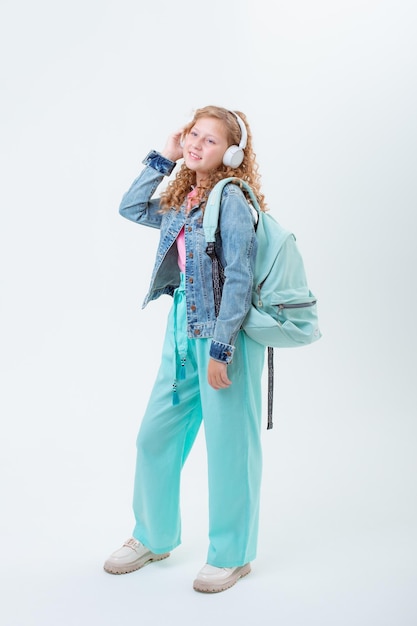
[104, 105, 267, 593]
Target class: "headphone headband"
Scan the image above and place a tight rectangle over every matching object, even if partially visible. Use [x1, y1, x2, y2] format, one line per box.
[230, 111, 247, 150]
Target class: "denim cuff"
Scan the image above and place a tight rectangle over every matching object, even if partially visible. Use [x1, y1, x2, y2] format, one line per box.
[209, 340, 235, 364]
[142, 150, 176, 176]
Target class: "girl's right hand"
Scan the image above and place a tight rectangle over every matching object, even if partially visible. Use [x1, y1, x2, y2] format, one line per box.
[161, 129, 185, 162]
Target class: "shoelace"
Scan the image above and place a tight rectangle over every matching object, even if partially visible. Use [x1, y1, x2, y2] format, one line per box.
[123, 538, 140, 549]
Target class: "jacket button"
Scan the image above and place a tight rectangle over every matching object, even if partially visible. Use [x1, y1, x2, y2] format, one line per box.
[188, 226, 192, 232]
[189, 252, 194, 258]
[189, 277, 194, 283]
[191, 305, 196, 311]
[226, 351, 231, 357]
[194, 329, 201, 336]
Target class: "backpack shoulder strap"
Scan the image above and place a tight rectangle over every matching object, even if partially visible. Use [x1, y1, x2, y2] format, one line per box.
[203, 177, 261, 243]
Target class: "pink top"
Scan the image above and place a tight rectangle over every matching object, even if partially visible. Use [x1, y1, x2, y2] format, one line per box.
[177, 227, 186, 272]
[177, 188, 198, 272]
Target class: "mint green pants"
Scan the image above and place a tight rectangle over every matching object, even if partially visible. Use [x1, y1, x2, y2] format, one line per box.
[132, 276, 265, 567]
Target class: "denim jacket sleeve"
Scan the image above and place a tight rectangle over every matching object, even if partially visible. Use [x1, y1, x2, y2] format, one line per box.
[118, 151, 176, 227]
[209, 184, 257, 363]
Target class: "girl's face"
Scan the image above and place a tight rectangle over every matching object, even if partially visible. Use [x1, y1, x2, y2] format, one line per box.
[182, 116, 229, 184]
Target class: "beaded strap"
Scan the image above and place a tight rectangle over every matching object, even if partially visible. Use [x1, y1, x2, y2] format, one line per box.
[205, 242, 275, 429]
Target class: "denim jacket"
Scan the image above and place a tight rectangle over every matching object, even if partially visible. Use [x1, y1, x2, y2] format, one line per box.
[119, 150, 257, 364]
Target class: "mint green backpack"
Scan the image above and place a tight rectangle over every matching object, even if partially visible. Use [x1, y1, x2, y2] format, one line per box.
[203, 178, 322, 428]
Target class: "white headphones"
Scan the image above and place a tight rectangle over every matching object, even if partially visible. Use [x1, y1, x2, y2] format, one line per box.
[222, 111, 247, 168]
[181, 111, 248, 169]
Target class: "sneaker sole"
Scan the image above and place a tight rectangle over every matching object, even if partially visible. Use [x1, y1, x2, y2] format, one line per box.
[193, 563, 251, 593]
[104, 551, 170, 575]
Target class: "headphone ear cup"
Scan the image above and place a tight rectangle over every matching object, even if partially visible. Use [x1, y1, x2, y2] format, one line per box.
[223, 145, 244, 168]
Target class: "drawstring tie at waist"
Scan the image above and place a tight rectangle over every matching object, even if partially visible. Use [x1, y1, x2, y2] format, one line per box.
[172, 273, 188, 405]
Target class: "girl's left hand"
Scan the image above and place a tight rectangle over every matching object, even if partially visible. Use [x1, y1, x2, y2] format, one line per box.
[207, 359, 232, 390]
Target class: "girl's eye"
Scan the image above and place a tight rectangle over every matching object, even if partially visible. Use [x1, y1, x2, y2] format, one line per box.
[207, 138, 215, 144]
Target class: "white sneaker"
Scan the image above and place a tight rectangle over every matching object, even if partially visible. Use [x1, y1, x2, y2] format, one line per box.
[193, 562, 251, 593]
[104, 538, 170, 575]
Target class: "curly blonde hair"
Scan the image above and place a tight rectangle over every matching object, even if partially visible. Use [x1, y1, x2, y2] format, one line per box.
[160, 105, 267, 212]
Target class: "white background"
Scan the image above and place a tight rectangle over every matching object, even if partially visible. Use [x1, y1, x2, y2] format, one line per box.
[1, 0, 416, 624]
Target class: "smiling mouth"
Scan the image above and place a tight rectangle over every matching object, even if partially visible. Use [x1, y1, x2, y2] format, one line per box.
[189, 152, 202, 160]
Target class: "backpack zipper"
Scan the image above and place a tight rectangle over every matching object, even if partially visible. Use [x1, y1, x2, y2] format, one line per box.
[277, 301, 317, 310]
[256, 285, 316, 310]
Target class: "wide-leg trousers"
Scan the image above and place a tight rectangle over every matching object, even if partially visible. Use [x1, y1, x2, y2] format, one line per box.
[132, 276, 265, 568]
